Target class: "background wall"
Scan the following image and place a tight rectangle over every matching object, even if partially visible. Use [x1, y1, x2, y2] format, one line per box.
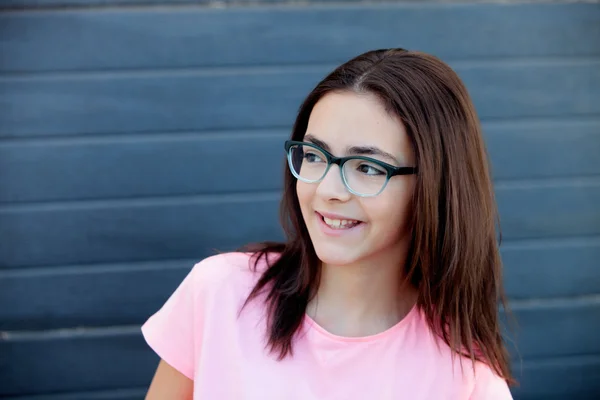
[1, 0, 599, 399]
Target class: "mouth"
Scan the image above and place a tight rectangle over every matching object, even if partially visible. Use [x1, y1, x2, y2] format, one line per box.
[316, 212, 363, 230]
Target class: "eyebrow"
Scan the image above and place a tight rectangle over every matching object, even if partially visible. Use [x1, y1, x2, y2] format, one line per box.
[304, 134, 331, 152]
[304, 134, 400, 164]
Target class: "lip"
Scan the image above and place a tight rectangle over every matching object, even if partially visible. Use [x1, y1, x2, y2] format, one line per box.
[315, 211, 365, 237]
[316, 211, 362, 222]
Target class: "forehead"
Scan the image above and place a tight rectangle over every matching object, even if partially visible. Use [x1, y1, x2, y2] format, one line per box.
[305, 91, 410, 156]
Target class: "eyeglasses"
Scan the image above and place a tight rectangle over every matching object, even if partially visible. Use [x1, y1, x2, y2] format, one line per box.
[285, 140, 417, 197]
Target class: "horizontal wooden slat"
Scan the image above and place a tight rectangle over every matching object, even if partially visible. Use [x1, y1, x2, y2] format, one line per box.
[0, 61, 599, 138]
[484, 118, 600, 182]
[1, 0, 210, 9]
[0, 0, 350, 8]
[0, 131, 287, 203]
[1, 182, 599, 268]
[0, 68, 317, 137]
[502, 237, 600, 300]
[1, 305, 599, 396]
[0, 260, 193, 330]
[510, 355, 600, 400]
[495, 179, 600, 240]
[504, 296, 600, 359]
[1, 119, 599, 203]
[1, 239, 599, 330]
[2, 387, 146, 400]
[1, 3, 599, 72]
[0, 327, 157, 396]
[3, 0, 411, 10]
[0, 193, 284, 268]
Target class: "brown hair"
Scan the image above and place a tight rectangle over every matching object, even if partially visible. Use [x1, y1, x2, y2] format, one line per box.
[243, 48, 513, 383]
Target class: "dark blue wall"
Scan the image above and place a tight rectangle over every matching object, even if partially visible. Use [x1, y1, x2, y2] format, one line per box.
[1, 1, 599, 399]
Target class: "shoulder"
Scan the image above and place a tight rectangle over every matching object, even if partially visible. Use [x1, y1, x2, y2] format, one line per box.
[469, 362, 513, 400]
[410, 309, 513, 399]
[186, 251, 275, 299]
[189, 252, 255, 283]
[141, 251, 277, 379]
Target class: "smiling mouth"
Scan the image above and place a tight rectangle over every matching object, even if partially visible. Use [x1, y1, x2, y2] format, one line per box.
[317, 213, 362, 229]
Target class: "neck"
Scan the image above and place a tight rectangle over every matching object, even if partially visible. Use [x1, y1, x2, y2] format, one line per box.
[306, 243, 417, 337]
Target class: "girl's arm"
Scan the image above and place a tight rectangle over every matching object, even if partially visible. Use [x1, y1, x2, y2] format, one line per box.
[145, 360, 193, 400]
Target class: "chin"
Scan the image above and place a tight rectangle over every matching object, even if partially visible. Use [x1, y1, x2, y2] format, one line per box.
[306, 228, 371, 267]
[312, 243, 365, 266]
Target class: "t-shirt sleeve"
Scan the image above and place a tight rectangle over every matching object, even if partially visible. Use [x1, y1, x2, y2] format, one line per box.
[470, 364, 514, 400]
[141, 263, 202, 380]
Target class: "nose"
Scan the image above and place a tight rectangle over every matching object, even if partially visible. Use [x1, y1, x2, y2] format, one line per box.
[315, 163, 352, 202]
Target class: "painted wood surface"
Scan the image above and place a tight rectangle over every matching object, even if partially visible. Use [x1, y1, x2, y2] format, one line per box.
[1, 1, 599, 398]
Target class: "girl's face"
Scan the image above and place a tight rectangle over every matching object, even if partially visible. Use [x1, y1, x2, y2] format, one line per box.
[296, 91, 416, 267]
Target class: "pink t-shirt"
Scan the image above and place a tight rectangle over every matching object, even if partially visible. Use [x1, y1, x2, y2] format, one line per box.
[142, 252, 513, 399]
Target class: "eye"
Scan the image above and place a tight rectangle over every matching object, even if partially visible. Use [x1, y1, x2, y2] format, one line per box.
[357, 163, 386, 176]
[304, 151, 325, 163]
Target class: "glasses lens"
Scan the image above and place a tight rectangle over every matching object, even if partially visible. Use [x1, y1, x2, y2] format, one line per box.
[343, 158, 388, 196]
[288, 144, 328, 182]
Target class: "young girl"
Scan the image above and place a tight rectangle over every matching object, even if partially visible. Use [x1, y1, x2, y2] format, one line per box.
[142, 48, 514, 399]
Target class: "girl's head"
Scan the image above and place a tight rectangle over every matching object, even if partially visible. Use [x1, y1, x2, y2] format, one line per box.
[291, 90, 417, 269]
[284, 48, 500, 291]
[248, 48, 511, 383]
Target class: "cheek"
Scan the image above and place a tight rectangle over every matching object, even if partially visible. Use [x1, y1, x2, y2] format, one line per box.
[367, 186, 413, 236]
[296, 181, 314, 215]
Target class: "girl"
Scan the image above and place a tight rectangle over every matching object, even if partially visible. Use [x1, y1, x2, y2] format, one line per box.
[142, 48, 514, 399]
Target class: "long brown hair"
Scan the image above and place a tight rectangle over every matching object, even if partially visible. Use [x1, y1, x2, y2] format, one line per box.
[243, 48, 513, 383]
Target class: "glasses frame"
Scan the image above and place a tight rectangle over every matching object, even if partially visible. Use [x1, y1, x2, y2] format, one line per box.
[284, 140, 417, 197]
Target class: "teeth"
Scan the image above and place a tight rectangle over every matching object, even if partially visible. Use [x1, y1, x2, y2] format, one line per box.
[323, 217, 359, 229]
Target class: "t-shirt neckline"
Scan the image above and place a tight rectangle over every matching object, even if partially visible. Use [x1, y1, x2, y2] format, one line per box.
[303, 303, 419, 343]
